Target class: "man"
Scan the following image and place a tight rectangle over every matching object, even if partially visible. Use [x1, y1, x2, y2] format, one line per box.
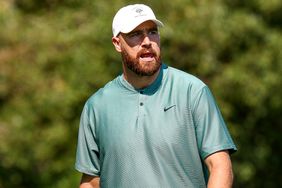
[75, 4, 237, 188]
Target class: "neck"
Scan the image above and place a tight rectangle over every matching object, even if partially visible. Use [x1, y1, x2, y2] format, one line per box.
[122, 64, 160, 89]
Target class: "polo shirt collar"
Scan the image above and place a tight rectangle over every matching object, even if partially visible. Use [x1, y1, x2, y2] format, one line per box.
[119, 64, 167, 95]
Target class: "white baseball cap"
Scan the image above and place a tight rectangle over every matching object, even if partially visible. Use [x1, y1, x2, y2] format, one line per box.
[112, 4, 164, 37]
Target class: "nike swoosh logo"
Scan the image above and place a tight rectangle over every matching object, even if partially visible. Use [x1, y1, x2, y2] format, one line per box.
[164, 105, 176, 112]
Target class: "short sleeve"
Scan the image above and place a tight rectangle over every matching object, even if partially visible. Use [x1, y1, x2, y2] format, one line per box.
[75, 103, 100, 176]
[192, 86, 237, 159]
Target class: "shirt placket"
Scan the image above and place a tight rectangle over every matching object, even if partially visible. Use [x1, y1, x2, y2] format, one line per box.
[137, 91, 147, 125]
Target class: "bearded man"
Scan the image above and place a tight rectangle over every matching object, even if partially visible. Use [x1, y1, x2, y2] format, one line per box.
[75, 4, 237, 188]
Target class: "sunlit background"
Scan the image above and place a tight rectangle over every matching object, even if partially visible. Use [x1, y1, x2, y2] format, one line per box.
[0, 0, 281, 187]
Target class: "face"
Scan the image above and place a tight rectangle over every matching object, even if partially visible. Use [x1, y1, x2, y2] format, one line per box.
[112, 21, 162, 76]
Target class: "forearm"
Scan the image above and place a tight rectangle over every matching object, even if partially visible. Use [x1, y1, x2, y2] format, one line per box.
[80, 182, 99, 188]
[79, 174, 100, 188]
[207, 163, 233, 188]
[205, 150, 234, 188]
[80, 184, 99, 188]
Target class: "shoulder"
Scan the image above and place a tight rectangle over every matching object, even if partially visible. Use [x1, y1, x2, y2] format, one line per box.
[85, 76, 121, 108]
[165, 65, 207, 91]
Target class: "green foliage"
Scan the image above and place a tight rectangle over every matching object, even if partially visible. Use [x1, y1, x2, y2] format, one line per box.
[0, 0, 281, 187]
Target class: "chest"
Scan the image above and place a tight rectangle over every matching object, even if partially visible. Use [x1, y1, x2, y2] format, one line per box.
[96, 91, 196, 157]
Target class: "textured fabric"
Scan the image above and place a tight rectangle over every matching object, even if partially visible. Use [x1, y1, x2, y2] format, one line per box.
[75, 64, 237, 188]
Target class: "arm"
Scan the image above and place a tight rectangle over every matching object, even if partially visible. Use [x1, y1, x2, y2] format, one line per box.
[204, 150, 233, 188]
[79, 174, 100, 188]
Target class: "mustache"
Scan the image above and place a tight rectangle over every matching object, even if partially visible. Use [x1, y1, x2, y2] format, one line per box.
[137, 49, 157, 58]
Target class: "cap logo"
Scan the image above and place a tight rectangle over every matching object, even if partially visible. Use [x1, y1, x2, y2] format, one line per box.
[133, 7, 146, 17]
[136, 8, 143, 14]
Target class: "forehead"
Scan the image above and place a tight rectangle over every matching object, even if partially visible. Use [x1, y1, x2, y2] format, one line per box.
[131, 20, 158, 32]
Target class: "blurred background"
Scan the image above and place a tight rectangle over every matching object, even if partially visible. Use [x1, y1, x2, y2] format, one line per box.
[0, 0, 281, 187]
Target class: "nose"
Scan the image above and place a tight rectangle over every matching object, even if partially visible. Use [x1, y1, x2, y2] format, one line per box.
[141, 34, 152, 48]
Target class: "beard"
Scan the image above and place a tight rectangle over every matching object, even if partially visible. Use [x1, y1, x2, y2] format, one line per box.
[121, 49, 162, 76]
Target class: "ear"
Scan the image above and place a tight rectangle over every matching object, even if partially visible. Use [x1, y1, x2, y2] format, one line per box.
[112, 37, 122, 52]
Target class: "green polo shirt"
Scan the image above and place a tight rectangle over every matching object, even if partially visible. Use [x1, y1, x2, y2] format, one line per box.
[75, 64, 237, 188]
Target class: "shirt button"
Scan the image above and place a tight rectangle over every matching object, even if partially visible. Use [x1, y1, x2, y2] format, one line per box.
[140, 102, 144, 106]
